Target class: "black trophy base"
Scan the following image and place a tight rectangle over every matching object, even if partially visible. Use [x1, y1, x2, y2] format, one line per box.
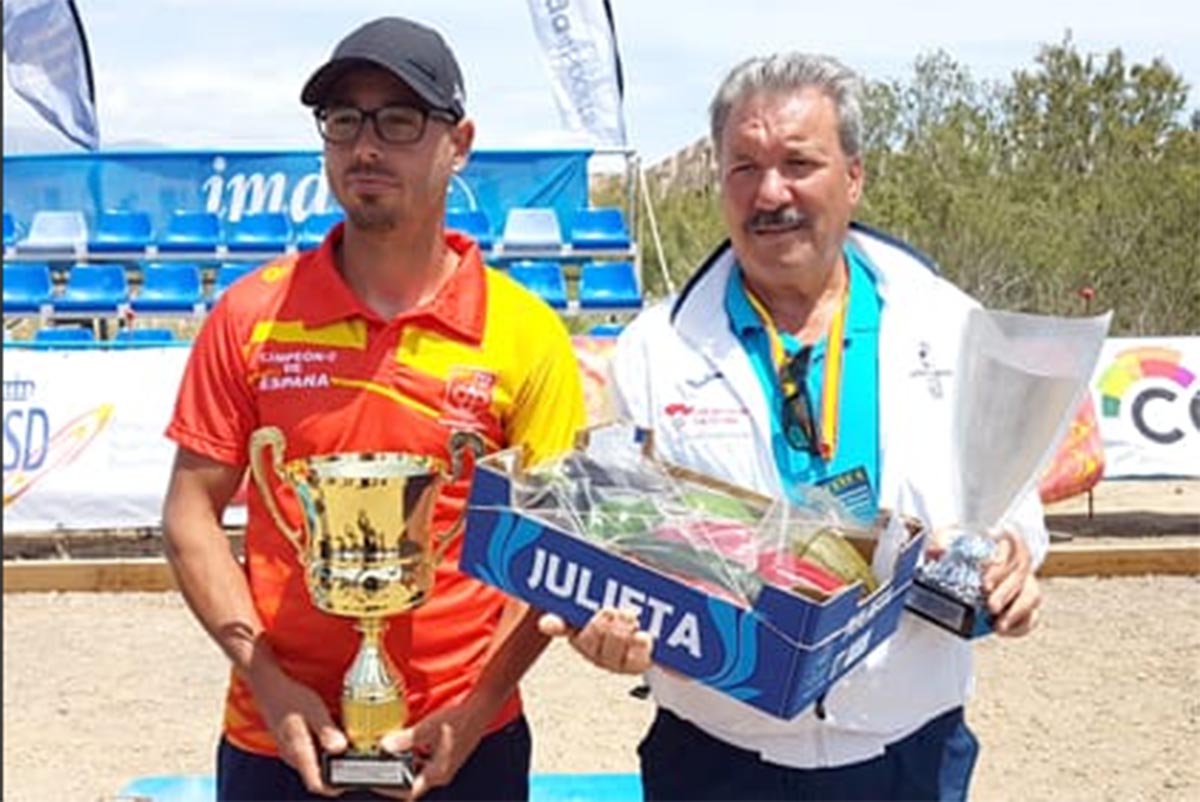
[322, 749, 415, 789]
[906, 576, 993, 639]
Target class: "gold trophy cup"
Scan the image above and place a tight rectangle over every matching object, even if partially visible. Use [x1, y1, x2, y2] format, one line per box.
[249, 426, 482, 789]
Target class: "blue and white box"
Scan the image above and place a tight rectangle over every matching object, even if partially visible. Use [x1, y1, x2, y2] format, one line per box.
[461, 449, 926, 720]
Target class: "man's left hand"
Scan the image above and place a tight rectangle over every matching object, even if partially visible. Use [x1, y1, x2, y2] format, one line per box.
[376, 703, 488, 800]
[981, 530, 1042, 637]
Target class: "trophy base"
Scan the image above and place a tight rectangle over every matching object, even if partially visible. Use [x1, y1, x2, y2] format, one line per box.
[322, 750, 415, 789]
[905, 577, 993, 639]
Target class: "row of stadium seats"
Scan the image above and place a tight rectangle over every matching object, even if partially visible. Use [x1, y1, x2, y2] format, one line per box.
[448, 206, 631, 252]
[3, 206, 632, 258]
[6, 320, 625, 348]
[3, 259, 641, 316]
[9, 326, 185, 347]
[507, 260, 641, 310]
[3, 262, 251, 316]
[4, 209, 329, 256]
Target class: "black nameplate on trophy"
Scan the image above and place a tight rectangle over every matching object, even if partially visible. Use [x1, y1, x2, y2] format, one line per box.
[323, 750, 415, 789]
[905, 576, 994, 639]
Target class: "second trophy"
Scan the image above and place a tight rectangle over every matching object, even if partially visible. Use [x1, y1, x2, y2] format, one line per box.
[249, 425, 482, 789]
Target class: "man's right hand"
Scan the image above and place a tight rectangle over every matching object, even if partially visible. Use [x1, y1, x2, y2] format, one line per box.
[538, 609, 653, 675]
[248, 659, 348, 797]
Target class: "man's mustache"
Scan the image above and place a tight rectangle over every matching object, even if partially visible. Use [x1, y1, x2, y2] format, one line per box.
[746, 206, 806, 231]
[345, 164, 398, 180]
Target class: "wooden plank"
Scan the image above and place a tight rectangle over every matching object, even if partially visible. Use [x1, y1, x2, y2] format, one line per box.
[3, 558, 178, 593]
[1039, 542, 1200, 578]
[4, 541, 1198, 593]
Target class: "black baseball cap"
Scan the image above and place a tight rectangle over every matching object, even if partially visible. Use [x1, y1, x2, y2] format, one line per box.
[300, 17, 466, 120]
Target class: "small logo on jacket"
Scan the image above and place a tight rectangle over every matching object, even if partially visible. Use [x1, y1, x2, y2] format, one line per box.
[685, 370, 723, 389]
[661, 402, 749, 434]
[910, 341, 951, 399]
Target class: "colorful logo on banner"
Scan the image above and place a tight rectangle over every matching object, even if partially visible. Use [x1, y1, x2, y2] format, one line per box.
[3, 376, 114, 507]
[1097, 347, 1199, 446]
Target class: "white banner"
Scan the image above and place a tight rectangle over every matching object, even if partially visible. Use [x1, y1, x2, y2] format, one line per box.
[3, 336, 1194, 533]
[3, 348, 187, 531]
[526, 0, 627, 147]
[1092, 336, 1200, 478]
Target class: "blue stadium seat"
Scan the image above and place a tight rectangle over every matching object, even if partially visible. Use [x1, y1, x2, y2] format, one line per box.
[210, 262, 255, 304]
[54, 263, 130, 314]
[226, 211, 293, 253]
[89, 209, 154, 253]
[114, 327, 177, 343]
[34, 326, 96, 344]
[588, 322, 626, 337]
[568, 207, 631, 250]
[508, 260, 568, 309]
[579, 261, 642, 309]
[295, 211, 344, 250]
[3, 212, 17, 248]
[3, 262, 55, 314]
[16, 210, 88, 255]
[158, 210, 223, 253]
[501, 207, 563, 252]
[131, 262, 204, 313]
[447, 209, 495, 250]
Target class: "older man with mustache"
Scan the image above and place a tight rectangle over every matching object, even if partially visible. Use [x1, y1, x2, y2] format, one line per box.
[542, 52, 1045, 801]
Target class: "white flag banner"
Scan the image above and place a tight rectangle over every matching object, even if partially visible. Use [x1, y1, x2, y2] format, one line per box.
[526, 0, 627, 147]
[3, 0, 100, 150]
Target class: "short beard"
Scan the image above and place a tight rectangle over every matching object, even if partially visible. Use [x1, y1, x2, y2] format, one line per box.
[346, 204, 398, 232]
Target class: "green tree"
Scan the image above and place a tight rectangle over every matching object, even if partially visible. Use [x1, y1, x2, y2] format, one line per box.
[626, 37, 1198, 334]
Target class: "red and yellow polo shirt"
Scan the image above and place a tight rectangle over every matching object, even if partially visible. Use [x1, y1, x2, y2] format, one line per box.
[166, 225, 585, 756]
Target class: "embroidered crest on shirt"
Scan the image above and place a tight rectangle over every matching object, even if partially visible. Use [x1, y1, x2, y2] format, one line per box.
[443, 367, 497, 429]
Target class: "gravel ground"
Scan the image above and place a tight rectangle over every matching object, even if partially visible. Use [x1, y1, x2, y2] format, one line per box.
[3, 480, 1197, 801]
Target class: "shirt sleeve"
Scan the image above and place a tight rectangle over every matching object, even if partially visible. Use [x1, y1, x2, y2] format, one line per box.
[609, 308, 656, 428]
[164, 298, 257, 467]
[1003, 485, 1050, 568]
[505, 315, 586, 468]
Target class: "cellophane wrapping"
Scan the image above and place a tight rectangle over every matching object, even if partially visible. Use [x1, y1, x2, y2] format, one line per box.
[508, 431, 883, 608]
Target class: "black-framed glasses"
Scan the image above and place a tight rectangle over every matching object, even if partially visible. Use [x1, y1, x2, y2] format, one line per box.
[314, 104, 456, 145]
[780, 346, 820, 455]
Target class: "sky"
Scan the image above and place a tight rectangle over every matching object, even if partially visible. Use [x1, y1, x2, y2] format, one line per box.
[3, 0, 1199, 167]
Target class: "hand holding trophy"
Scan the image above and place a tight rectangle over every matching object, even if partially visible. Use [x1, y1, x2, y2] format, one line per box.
[906, 309, 1110, 638]
[249, 426, 483, 789]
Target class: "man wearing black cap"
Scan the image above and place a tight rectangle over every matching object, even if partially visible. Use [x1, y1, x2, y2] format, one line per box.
[162, 16, 586, 801]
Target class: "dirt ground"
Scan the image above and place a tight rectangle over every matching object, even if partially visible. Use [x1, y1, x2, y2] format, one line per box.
[2, 480, 1197, 802]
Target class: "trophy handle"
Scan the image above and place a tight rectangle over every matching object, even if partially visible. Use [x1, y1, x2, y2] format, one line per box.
[448, 430, 485, 482]
[433, 430, 486, 560]
[248, 426, 304, 551]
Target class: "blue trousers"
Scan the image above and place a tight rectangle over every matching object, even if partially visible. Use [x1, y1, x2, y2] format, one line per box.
[639, 707, 978, 801]
[217, 716, 531, 801]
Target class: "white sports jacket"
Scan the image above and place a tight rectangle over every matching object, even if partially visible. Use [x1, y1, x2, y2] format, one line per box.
[609, 225, 1048, 768]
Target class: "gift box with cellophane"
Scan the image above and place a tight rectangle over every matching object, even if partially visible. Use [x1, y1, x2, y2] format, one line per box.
[461, 423, 925, 719]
